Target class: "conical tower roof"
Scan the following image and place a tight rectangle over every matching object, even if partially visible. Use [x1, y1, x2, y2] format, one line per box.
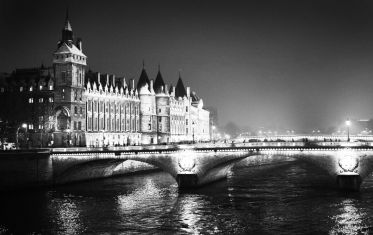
[136, 67, 150, 91]
[154, 66, 165, 94]
[175, 73, 187, 98]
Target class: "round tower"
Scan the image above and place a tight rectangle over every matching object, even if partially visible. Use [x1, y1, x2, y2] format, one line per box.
[137, 66, 157, 144]
[154, 68, 170, 143]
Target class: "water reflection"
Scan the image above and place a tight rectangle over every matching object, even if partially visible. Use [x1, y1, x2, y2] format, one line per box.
[51, 197, 85, 234]
[330, 199, 368, 235]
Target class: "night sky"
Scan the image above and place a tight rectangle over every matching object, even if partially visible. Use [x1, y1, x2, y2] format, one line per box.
[2, 0, 373, 132]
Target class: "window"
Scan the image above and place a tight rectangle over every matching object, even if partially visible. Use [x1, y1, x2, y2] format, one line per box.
[39, 116, 43, 122]
[39, 98, 43, 103]
[0, 87, 4, 92]
[49, 85, 53, 90]
[38, 124, 43, 130]
[29, 124, 34, 130]
[74, 121, 77, 130]
[158, 117, 161, 122]
[148, 123, 151, 131]
[158, 108, 161, 113]
[48, 97, 54, 103]
[186, 119, 188, 125]
[186, 128, 188, 134]
[80, 107, 83, 114]
[39, 85, 43, 90]
[74, 106, 78, 114]
[78, 122, 81, 130]
[29, 86, 33, 91]
[186, 106, 188, 112]
[29, 98, 34, 103]
[61, 72, 66, 82]
[20, 87, 23, 92]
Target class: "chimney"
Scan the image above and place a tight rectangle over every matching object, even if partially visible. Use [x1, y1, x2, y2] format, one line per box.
[150, 79, 154, 93]
[130, 79, 135, 91]
[165, 84, 169, 95]
[122, 77, 127, 88]
[187, 87, 190, 97]
[76, 38, 83, 51]
[97, 72, 101, 85]
[112, 75, 116, 88]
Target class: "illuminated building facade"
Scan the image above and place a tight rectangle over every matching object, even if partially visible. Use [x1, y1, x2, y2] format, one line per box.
[0, 12, 209, 147]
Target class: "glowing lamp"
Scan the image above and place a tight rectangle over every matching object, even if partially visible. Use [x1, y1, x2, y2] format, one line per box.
[178, 157, 196, 171]
[338, 156, 359, 173]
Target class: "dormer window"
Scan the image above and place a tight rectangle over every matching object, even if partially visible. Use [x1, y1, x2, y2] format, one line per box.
[49, 85, 53, 90]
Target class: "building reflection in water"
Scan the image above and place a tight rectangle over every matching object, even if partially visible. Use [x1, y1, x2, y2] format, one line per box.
[53, 198, 84, 235]
[329, 199, 368, 235]
[116, 176, 178, 229]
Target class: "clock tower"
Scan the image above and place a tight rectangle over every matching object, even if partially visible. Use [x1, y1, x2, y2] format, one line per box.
[53, 10, 87, 146]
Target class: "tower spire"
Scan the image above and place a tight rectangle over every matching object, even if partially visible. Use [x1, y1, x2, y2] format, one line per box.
[64, 8, 72, 31]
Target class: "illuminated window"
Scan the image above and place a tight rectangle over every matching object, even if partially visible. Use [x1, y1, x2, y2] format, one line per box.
[39, 85, 43, 90]
[48, 97, 54, 102]
[39, 98, 43, 103]
[29, 124, 34, 130]
[49, 85, 53, 90]
[38, 124, 43, 129]
[20, 87, 23, 92]
[29, 98, 34, 103]
[29, 86, 33, 91]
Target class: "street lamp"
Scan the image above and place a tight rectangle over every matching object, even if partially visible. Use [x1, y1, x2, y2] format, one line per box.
[16, 123, 27, 149]
[346, 119, 351, 142]
[192, 121, 195, 144]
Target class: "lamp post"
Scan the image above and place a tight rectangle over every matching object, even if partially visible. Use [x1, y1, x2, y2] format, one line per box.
[192, 121, 195, 144]
[16, 123, 27, 149]
[346, 119, 351, 142]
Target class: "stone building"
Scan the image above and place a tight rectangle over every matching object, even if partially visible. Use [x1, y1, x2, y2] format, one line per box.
[0, 11, 210, 147]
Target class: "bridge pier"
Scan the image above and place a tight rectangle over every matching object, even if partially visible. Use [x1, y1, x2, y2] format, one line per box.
[336, 175, 362, 192]
[177, 174, 198, 188]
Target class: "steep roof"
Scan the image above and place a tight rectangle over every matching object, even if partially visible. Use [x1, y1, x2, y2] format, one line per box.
[136, 68, 150, 91]
[154, 70, 165, 94]
[54, 42, 86, 57]
[175, 76, 187, 98]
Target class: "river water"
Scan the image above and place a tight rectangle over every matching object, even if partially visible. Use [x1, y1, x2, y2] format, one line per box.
[1, 156, 373, 234]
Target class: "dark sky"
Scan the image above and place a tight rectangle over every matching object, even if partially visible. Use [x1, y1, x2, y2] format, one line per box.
[2, 0, 373, 132]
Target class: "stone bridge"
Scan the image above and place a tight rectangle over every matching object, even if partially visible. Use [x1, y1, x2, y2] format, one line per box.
[48, 145, 373, 191]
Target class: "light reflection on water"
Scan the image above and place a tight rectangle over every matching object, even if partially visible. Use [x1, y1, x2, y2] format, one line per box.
[51, 198, 84, 235]
[0, 156, 373, 234]
[329, 199, 369, 235]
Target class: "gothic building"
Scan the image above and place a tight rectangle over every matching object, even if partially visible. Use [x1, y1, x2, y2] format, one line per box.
[0, 12, 210, 147]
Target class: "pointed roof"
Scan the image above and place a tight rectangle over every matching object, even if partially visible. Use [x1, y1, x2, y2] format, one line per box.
[136, 67, 150, 91]
[64, 9, 72, 31]
[175, 73, 187, 98]
[154, 66, 165, 94]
